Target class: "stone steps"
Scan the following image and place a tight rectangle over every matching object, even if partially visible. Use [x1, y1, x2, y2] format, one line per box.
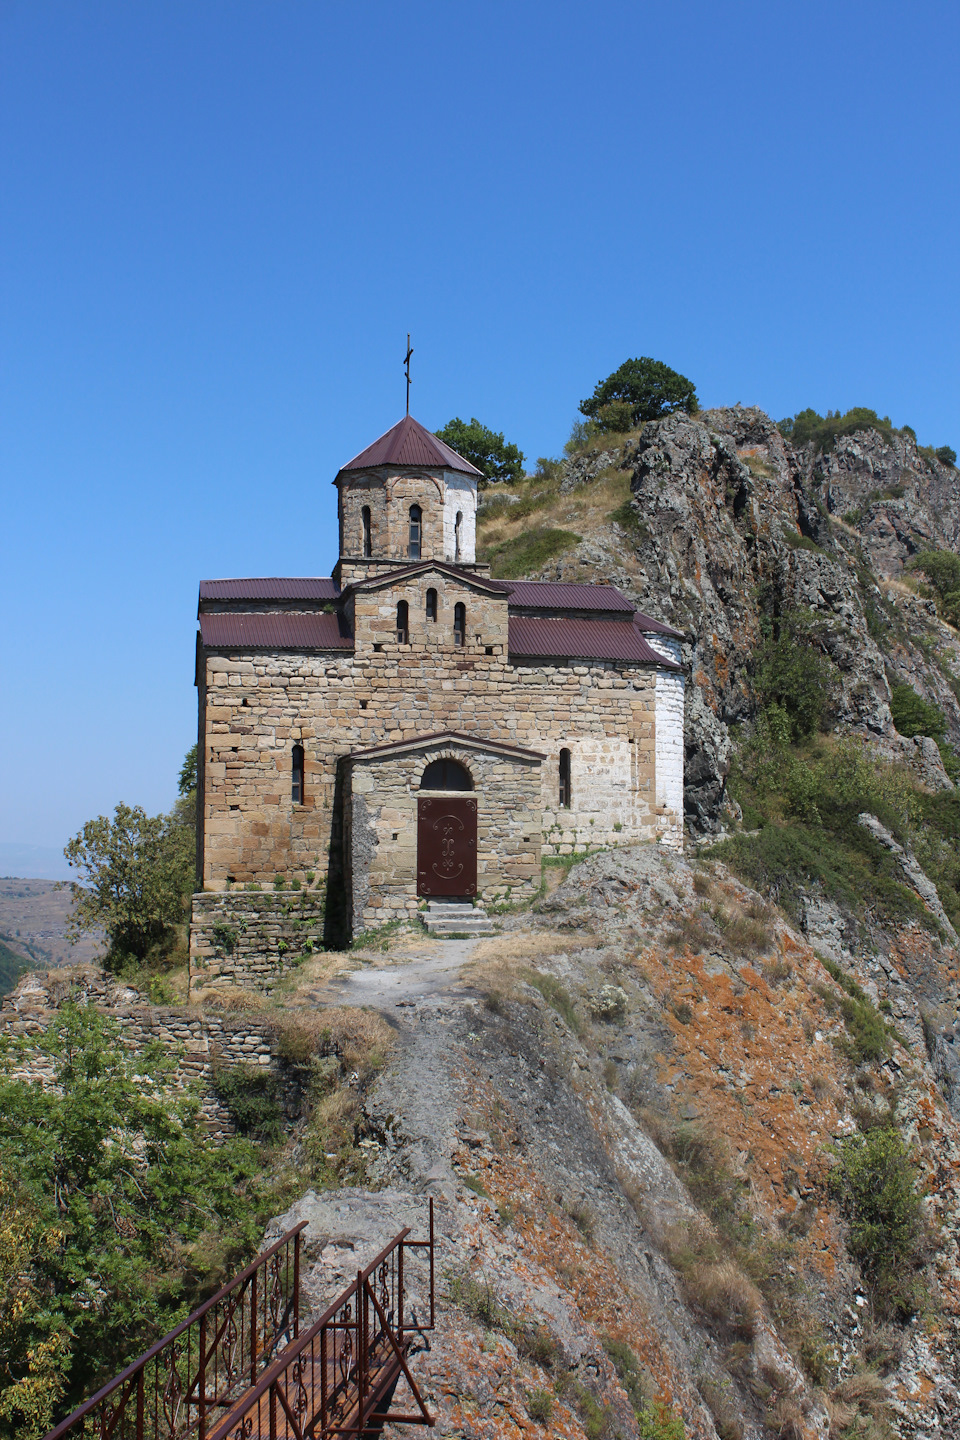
[421, 900, 494, 937]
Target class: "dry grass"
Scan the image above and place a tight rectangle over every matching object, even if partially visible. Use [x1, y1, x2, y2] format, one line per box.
[678, 1256, 762, 1340]
[476, 462, 634, 563]
[826, 1369, 894, 1439]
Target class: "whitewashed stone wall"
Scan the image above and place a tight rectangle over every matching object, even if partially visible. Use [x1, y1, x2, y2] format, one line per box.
[646, 637, 685, 849]
[442, 474, 478, 562]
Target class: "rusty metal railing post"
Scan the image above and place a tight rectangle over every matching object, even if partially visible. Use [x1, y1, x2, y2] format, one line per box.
[398, 1236, 405, 1343]
[136, 1366, 144, 1440]
[429, 1197, 435, 1329]
[250, 1268, 259, 1389]
[320, 1319, 328, 1434]
[293, 1228, 301, 1339]
[197, 1309, 207, 1440]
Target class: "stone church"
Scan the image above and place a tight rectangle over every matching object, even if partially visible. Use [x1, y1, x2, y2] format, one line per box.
[190, 415, 684, 954]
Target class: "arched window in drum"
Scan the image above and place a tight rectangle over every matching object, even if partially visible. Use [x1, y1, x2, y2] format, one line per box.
[408, 504, 422, 559]
[426, 587, 438, 621]
[453, 602, 466, 647]
[396, 600, 409, 644]
[361, 505, 372, 557]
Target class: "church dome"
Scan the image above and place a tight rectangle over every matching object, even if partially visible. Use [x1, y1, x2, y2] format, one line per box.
[338, 415, 482, 477]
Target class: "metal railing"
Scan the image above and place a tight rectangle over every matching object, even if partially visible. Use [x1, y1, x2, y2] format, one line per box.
[46, 1223, 307, 1440]
[207, 1199, 435, 1440]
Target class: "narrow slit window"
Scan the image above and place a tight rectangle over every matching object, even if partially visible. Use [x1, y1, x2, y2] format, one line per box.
[292, 744, 304, 805]
[453, 602, 466, 647]
[426, 587, 438, 621]
[396, 599, 409, 644]
[361, 505, 372, 557]
[559, 748, 572, 808]
[454, 510, 463, 561]
[408, 504, 422, 559]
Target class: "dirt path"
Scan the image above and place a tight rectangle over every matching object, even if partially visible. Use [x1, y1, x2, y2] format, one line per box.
[308, 937, 481, 1013]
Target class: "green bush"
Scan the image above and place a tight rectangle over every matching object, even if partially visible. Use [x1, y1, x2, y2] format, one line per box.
[610, 500, 650, 539]
[889, 683, 947, 740]
[829, 1127, 930, 1319]
[906, 549, 960, 627]
[481, 526, 581, 580]
[718, 728, 949, 930]
[0, 1006, 267, 1429]
[212, 1063, 284, 1142]
[936, 445, 957, 467]
[754, 612, 839, 740]
[778, 407, 895, 453]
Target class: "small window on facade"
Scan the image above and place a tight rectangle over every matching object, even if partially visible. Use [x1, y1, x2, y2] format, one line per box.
[454, 510, 463, 561]
[396, 599, 409, 644]
[426, 587, 438, 621]
[408, 504, 422, 559]
[361, 505, 372, 558]
[559, 748, 572, 809]
[421, 758, 473, 790]
[292, 744, 304, 805]
[453, 602, 466, 647]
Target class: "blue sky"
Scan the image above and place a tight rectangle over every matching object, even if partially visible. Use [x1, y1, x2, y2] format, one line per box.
[1, 0, 958, 874]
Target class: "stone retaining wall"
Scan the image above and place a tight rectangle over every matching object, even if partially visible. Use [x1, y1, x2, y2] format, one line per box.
[0, 967, 302, 1139]
[189, 889, 328, 994]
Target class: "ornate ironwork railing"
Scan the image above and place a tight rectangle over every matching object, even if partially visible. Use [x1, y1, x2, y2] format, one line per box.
[46, 1222, 307, 1440]
[207, 1200, 435, 1440]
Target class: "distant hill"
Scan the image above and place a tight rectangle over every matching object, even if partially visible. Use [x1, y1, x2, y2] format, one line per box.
[0, 877, 104, 990]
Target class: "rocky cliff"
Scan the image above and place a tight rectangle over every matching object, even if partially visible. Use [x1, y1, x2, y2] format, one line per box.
[486, 407, 960, 834]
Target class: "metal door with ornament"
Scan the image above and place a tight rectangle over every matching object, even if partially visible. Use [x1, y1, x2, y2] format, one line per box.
[417, 796, 477, 896]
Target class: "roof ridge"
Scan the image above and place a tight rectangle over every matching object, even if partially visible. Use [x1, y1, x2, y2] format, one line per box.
[338, 415, 482, 477]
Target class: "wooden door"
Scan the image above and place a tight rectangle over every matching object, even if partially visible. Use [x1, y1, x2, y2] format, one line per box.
[417, 796, 477, 897]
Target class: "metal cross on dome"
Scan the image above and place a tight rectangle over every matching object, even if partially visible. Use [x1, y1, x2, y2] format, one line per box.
[404, 333, 413, 414]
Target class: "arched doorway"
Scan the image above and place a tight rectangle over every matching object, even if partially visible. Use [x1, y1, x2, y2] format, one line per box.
[417, 758, 477, 896]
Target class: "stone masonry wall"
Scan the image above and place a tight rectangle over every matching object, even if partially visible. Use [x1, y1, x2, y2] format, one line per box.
[337, 466, 479, 568]
[648, 637, 685, 849]
[0, 967, 300, 1139]
[199, 581, 659, 897]
[189, 890, 327, 993]
[347, 739, 542, 931]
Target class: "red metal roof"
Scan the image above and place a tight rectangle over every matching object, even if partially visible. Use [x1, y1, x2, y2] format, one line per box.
[499, 581, 682, 636]
[509, 616, 679, 667]
[339, 416, 482, 476]
[199, 578, 340, 602]
[199, 612, 352, 649]
[499, 581, 634, 612]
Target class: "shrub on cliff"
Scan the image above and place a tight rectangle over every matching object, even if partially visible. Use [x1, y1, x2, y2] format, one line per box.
[0, 1004, 266, 1432]
[434, 416, 525, 483]
[578, 356, 699, 433]
[829, 1126, 930, 1320]
[906, 548, 960, 628]
[889, 683, 947, 741]
[753, 610, 839, 740]
[778, 406, 895, 452]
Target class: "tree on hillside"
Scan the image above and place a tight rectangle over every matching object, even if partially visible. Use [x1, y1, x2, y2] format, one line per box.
[578, 357, 698, 434]
[63, 749, 197, 972]
[434, 417, 525, 483]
